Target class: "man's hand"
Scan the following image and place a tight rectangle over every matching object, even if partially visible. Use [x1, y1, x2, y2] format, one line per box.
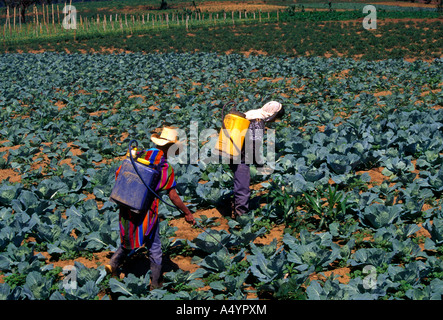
[184, 211, 195, 226]
[168, 188, 196, 226]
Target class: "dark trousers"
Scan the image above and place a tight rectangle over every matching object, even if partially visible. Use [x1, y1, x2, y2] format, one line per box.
[229, 162, 250, 216]
[109, 220, 162, 286]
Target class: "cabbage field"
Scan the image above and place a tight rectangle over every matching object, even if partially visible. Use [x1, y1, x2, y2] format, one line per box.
[0, 51, 443, 301]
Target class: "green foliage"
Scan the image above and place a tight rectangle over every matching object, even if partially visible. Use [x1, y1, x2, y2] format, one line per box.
[0, 51, 442, 300]
[2, 5, 441, 60]
[305, 184, 352, 230]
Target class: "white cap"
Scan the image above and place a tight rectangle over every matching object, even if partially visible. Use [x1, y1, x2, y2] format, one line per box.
[244, 101, 282, 121]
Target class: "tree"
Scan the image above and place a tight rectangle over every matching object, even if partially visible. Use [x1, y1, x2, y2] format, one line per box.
[160, 0, 168, 10]
[2, 0, 41, 23]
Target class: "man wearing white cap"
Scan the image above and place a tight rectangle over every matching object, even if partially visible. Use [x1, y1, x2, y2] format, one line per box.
[231, 101, 284, 217]
[244, 101, 284, 123]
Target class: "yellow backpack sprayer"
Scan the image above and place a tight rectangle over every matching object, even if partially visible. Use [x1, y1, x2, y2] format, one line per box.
[214, 101, 251, 160]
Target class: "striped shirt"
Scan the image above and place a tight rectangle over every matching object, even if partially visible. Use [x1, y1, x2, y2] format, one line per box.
[116, 148, 176, 250]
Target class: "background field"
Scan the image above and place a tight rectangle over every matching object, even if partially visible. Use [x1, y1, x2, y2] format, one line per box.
[0, 0, 442, 301]
[1, 0, 442, 59]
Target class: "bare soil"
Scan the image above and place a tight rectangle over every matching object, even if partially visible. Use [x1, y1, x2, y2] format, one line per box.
[0, 0, 440, 294]
[190, 0, 287, 13]
[0, 168, 21, 183]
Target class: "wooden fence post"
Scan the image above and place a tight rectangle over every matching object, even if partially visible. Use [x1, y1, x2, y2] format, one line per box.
[42, 4, 45, 27]
[57, 5, 60, 28]
[6, 6, 10, 35]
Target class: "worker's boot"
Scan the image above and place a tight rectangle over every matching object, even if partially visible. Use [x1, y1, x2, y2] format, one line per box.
[105, 246, 128, 277]
[149, 262, 163, 290]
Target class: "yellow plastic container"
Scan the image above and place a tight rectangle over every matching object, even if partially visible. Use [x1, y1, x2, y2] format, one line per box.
[136, 158, 151, 166]
[125, 147, 138, 158]
[125, 147, 151, 166]
[215, 113, 250, 159]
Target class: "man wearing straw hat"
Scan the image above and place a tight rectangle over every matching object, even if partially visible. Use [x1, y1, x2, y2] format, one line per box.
[106, 127, 195, 289]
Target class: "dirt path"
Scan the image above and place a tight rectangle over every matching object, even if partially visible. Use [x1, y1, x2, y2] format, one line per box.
[103, 0, 287, 14]
[192, 0, 287, 12]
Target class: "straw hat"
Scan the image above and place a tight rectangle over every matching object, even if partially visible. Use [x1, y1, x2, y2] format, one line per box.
[150, 127, 181, 146]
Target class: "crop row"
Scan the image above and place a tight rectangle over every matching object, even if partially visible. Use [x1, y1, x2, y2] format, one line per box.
[0, 53, 442, 299]
[3, 17, 442, 61]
